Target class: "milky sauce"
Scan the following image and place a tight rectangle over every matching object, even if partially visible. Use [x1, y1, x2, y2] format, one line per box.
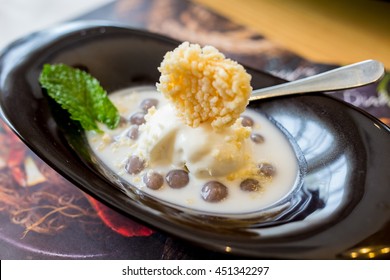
[86, 87, 299, 215]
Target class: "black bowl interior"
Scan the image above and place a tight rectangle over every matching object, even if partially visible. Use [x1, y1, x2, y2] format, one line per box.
[1, 21, 390, 259]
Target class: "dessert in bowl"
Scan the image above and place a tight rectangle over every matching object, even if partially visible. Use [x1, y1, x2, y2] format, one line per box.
[69, 42, 304, 216]
[85, 85, 302, 215]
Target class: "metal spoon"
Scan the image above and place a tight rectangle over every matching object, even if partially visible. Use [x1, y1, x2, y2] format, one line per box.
[249, 59, 385, 101]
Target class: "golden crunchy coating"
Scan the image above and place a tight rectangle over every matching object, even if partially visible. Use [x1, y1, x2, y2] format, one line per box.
[157, 42, 252, 130]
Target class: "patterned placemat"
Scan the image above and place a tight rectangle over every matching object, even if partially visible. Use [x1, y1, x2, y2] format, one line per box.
[1, 0, 389, 259]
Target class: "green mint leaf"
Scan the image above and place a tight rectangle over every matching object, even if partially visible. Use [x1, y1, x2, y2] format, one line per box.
[39, 63, 120, 133]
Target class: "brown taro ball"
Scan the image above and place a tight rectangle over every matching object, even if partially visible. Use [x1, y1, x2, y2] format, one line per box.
[250, 133, 265, 144]
[201, 181, 228, 202]
[129, 112, 146, 125]
[140, 98, 159, 112]
[143, 170, 164, 190]
[127, 125, 139, 140]
[258, 162, 276, 177]
[166, 169, 189, 189]
[240, 178, 261, 192]
[241, 115, 254, 127]
[125, 155, 145, 175]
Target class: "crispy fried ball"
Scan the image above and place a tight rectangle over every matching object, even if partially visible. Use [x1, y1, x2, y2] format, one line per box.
[157, 42, 252, 130]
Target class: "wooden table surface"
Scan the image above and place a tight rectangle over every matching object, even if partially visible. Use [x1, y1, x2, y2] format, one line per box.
[194, 0, 390, 70]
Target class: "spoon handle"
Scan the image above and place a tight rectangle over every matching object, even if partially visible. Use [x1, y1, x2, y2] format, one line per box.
[249, 59, 385, 101]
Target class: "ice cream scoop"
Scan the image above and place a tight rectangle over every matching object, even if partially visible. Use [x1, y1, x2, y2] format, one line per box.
[135, 104, 252, 178]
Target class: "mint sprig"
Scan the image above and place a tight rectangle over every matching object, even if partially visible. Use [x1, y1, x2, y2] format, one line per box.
[39, 64, 120, 133]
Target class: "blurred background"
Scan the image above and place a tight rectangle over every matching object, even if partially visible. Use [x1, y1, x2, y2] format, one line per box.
[0, 0, 112, 49]
[194, 0, 390, 68]
[1, 0, 389, 68]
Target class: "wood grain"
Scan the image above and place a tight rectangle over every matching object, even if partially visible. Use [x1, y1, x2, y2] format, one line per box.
[193, 0, 390, 69]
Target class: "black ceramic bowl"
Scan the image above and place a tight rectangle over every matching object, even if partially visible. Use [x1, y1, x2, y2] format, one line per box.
[1, 21, 390, 259]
